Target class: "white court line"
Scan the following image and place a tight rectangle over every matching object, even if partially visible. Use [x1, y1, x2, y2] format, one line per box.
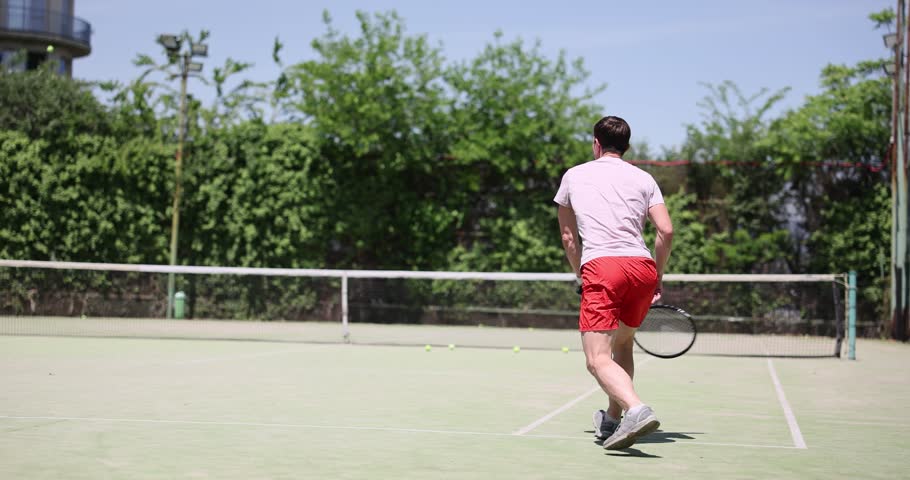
[528, 433, 798, 449]
[0, 415, 797, 449]
[657, 440, 800, 450]
[766, 359, 807, 449]
[0, 415, 513, 438]
[513, 356, 654, 436]
[512, 384, 602, 436]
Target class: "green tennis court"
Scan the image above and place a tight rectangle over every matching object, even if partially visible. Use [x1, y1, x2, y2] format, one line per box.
[2, 329, 907, 479]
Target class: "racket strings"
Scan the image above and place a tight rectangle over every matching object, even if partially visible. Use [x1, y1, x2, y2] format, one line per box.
[635, 305, 697, 358]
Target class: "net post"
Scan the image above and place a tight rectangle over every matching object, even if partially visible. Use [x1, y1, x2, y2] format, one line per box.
[166, 273, 175, 319]
[848, 271, 857, 360]
[341, 274, 350, 343]
[833, 276, 844, 357]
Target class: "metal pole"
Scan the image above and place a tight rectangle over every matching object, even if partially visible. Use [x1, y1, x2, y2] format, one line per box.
[892, 1, 902, 336]
[901, 0, 910, 340]
[905, 0, 909, 148]
[895, 0, 910, 341]
[833, 277, 844, 357]
[166, 55, 189, 319]
[848, 271, 857, 360]
[341, 275, 350, 342]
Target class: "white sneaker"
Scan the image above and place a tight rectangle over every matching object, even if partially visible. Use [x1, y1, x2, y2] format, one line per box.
[602, 405, 660, 450]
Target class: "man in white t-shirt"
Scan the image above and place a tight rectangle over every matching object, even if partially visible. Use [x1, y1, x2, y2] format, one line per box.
[554, 116, 674, 450]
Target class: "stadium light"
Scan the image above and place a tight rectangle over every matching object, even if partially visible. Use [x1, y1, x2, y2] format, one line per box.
[884, 32, 899, 50]
[158, 34, 180, 52]
[187, 62, 204, 73]
[885, 61, 897, 76]
[191, 43, 208, 57]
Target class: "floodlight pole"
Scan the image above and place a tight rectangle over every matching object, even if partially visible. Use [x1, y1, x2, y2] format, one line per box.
[161, 33, 206, 319]
[166, 54, 189, 320]
[888, 0, 910, 340]
[900, 0, 910, 341]
[889, 1, 901, 339]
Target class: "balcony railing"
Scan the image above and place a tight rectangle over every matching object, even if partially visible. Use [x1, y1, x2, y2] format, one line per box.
[1, 5, 91, 50]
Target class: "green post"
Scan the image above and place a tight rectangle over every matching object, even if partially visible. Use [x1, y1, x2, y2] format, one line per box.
[848, 271, 857, 360]
[174, 291, 186, 319]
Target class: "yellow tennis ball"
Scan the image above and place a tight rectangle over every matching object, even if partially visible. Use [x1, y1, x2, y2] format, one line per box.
[448, 344, 455, 350]
[425, 344, 432, 352]
[562, 346, 569, 353]
[513, 346, 520, 353]
[80, 314, 86, 319]
[46, 45, 54, 53]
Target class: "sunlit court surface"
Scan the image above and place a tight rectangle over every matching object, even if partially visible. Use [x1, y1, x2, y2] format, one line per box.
[1, 330, 908, 479]
[2, 0, 909, 478]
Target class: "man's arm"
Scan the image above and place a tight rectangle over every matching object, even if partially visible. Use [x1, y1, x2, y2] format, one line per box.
[648, 203, 673, 303]
[558, 205, 582, 278]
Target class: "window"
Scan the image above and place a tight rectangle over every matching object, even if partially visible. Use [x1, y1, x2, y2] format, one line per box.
[7, 0, 28, 30]
[26, 1, 46, 32]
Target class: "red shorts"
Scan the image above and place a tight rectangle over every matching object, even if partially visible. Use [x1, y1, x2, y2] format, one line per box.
[579, 256, 658, 332]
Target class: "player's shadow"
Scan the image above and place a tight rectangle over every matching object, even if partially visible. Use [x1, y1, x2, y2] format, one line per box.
[586, 429, 701, 445]
[636, 430, 701, 444]
[605, 447, 662, 458]
[587, 429, 702, 456]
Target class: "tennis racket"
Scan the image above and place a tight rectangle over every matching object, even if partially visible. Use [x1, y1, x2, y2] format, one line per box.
[633, 304, 697, 359]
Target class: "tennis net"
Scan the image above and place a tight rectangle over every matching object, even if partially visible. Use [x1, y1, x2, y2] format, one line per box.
[0, 260, 854, 357]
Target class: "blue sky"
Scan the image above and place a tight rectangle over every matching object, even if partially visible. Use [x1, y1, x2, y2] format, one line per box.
[76, 0, 892, 151]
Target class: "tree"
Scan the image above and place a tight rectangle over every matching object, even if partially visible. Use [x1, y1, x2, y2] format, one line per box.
[676, 81, 793, 272]
[765, 60, 891, 327]
[444, 32, 604, 272]
[284, 11, 454, 269]
[0, 67, 112, 140]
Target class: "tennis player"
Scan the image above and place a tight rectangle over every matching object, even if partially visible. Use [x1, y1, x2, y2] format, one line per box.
[554, 116, 673, 450]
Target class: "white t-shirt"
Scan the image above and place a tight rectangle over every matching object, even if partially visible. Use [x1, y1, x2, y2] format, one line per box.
[553, 156, 664, 266]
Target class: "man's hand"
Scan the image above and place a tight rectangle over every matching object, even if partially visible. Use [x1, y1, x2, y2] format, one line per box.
[648, 203, 672, 306]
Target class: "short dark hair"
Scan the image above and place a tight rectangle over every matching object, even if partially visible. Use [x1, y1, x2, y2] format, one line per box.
[593, 116, 631, 156]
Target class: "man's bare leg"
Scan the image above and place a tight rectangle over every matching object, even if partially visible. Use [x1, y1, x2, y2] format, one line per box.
[582, 330, 642, 412]
[585, 323, 659, 450]
[606, 322, 638, 420]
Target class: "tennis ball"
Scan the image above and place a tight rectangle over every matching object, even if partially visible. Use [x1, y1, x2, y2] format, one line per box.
[513, 346, 520, 353]
[425, 344, 432, 352]
[528, 327, 535, 332]
[562, 346, 569, 353]
[80, 314, 86, 319]
[448, 344, 455, 350]
[46, 45, 54, 53]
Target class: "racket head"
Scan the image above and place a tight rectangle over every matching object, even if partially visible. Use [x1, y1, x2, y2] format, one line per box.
[634, 304, 697, 359]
